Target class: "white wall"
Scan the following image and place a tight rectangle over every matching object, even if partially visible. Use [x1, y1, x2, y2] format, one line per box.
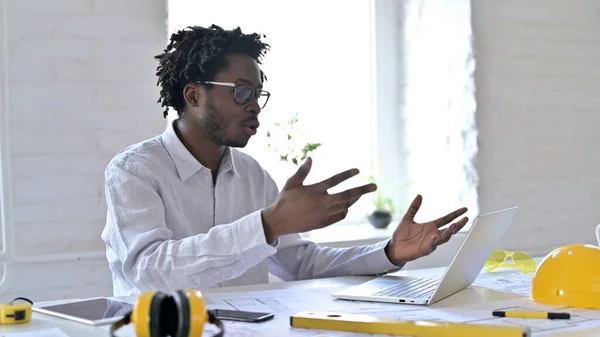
[473, 0, 600, 256]
[0, 0, 167, 302]
[374, 0, 600, 270]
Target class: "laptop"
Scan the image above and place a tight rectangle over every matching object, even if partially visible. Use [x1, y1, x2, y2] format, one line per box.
[332, 206, 518, 305]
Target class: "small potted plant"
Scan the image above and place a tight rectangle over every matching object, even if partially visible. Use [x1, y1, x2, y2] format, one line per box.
[367, 175, 395, 229]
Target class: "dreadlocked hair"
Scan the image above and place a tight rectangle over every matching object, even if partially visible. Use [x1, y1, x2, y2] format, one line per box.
[154, 24, 270, 118]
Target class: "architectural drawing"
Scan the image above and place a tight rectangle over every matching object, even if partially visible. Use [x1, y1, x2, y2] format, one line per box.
[472, 270, 533, 296]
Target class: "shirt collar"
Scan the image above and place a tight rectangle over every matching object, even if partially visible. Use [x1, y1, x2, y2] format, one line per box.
[161, 121, 239, 182]
[219, 146, 238, 178]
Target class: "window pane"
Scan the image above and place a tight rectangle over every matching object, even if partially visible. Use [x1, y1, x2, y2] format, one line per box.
[169, 0, 375, 224]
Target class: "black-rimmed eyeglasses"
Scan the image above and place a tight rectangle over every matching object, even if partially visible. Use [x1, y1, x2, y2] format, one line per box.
[198, 81, 271, 109]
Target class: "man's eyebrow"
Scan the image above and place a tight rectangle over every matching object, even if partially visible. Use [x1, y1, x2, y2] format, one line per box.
[236, 78, 263, 88]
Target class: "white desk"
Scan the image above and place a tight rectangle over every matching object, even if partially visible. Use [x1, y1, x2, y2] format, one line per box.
[0, 266, 597, 337]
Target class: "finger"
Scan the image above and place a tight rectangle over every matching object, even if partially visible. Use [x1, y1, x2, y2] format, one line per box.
[437, 226, 453, 245]
[314, 168, 360, 190]
[283, 157, 312, 190]
[432, 206, 468, 228]
[327, 196, 360, 214]
[421, 234, 438, 256]
[437, 217, 469, 245]
[327, 203, 347, 216]
[403, 195, 423, 222]
[453, 217, 469, 233]
[322, 209, 349, 227]
[326, 196, 360, 218]
[347, 196, 360, 208]
[329, 183, 377, 204]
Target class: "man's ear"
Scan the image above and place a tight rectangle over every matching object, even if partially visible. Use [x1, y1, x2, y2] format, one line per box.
[183, 83, 202, 107]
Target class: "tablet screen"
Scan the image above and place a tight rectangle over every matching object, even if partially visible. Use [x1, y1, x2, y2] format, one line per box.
[33, 298, 133, 325]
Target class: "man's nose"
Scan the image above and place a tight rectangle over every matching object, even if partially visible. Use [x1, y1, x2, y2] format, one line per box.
[246, 97, 261, 115]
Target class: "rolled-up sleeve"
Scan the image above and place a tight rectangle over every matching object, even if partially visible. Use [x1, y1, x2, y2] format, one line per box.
[102, 163, 277, 293]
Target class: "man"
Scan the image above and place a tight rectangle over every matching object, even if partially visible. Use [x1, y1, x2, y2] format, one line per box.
[101, 25, 468, 297]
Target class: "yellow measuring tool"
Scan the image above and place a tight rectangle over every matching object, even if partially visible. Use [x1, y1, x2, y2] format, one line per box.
[290, 311, 530, 337]
[0, 297, 33, 325]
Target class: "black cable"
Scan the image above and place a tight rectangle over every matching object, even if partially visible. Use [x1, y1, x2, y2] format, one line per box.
[208, 311, 225, 337]
[10, 297, 33, 305]
[109, 310, 224, 337]
[109, 312, 131, 337]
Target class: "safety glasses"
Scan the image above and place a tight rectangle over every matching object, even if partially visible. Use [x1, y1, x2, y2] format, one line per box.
[484, 249, 536, 273]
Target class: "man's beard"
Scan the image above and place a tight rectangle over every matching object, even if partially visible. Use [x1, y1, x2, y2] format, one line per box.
[200, 96, 247, 148]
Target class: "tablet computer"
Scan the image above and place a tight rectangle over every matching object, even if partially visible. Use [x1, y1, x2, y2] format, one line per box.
[32, 297, 134, 326]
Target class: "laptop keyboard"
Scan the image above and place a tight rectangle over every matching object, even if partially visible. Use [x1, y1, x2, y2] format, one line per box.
[372, 278, 439, 299]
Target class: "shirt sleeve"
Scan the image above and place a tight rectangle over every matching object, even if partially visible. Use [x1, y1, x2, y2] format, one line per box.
[269, 235, 404, 281]
[102, 162, 277, 293]
[263, 173, 404, 281]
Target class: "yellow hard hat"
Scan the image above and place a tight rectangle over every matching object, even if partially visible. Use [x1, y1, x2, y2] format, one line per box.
[531, 244, 600, 309]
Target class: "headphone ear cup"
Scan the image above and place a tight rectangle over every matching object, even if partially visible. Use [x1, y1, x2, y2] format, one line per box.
[129, 290, 210, 337]
[172, 290, 191, 337]
[182, 289, 209, 336]
[150, 292, 172, 337]
[130, 291, 162, 337]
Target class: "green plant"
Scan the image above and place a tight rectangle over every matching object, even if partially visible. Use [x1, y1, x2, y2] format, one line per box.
[368, 175, 396, 214]
[265, 112, 322, 166]
[367, 175, 415, 215]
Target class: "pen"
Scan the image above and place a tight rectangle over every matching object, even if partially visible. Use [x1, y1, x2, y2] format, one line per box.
[493, 310, 570, 320]
[291, 311, 531, 337]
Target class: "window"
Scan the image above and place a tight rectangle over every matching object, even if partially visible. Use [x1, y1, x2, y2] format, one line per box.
[168, 0, 478, 242]
[400, 0, 478, 230]
[0, 9, 12, 289]
[168, 0, 378, 234]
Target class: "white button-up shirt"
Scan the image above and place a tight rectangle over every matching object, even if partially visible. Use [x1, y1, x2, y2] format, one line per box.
[102, 121, 400, 296]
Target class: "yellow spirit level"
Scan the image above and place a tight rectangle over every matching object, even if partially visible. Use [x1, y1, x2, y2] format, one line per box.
[290, 311, 530, 337]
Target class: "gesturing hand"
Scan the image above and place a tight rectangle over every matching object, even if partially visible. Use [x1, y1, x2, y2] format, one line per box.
[385, 195, 469, 265]
[261, 157, 377, 242]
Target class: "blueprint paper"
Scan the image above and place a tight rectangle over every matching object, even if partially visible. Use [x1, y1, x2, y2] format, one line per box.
[197, 288, 600, 336]
[112, 262, 600, 337]
[112, 287, 600, 337]
[443, 297, 600, 336]
[0, 328, 69, 337]
[200, 288, 445, 337]
[473, 269, 534, 296]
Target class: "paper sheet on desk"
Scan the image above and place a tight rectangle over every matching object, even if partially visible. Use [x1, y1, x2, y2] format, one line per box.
[443, 297, 600, 336]
[201, 288, 600, 336]
[0, 328, 69, 337]
[199, 288, 464, 337]
[112, 287, 600, 336]
[473, 269, 534, 296]
[204, 288, 443, 316]
[108, 288, 424, 337]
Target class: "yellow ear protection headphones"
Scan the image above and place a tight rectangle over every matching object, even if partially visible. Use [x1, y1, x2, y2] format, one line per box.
[0, 297, 33, 325]
[110, 289, 224, 337]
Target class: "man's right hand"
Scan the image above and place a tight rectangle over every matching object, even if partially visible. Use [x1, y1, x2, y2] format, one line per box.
[261, 157, 377, 242]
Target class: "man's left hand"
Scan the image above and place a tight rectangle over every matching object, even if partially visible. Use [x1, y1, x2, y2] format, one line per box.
[385, 195, 468, 265]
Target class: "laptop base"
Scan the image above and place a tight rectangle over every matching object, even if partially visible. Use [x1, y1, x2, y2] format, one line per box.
[333, 276, 436, 305]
